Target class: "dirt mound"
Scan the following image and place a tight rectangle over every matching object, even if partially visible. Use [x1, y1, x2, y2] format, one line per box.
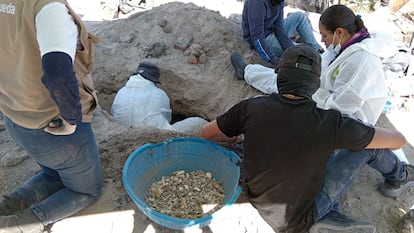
[1, 2, 414, 232]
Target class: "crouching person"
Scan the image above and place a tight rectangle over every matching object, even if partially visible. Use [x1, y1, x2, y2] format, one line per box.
[201, 44, 412, 232]
[0, 1, 103, 232]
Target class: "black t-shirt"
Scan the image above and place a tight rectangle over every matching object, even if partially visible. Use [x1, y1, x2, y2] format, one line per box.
[217, 94, 375, 233]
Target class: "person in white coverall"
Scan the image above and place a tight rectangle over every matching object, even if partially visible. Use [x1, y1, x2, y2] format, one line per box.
[230, 4, 408, 162]
[111, 62, 208, 135]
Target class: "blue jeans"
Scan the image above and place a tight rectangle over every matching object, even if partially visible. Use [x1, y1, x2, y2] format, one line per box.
[265, 11, 321, 57]
[4, 116, 103, 225]
[314, 148, 406, 220]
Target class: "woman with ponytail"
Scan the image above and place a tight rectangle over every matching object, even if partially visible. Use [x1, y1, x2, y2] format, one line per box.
[313, 4, 388, 125]
[236, 4, 390, 126]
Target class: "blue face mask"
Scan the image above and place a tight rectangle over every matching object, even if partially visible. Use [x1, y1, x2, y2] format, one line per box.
[320, 31, 342, 73]
[326, 31, 341, 55]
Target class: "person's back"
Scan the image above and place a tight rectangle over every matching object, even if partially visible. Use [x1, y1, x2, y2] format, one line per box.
[111, 72, 174, 130]
[111, 62, 208, 134]
[202, 45, 411, 232]
[226, 93, 372, 231]
[215, 46, 374, 231]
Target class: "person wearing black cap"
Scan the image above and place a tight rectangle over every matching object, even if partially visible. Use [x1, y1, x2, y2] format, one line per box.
[233, 4, 391, 127]
[135, 61, 161, 84]
[111, 62, 208, 134]
[201, 45, 412, 232]
[111, 62, 175, 131]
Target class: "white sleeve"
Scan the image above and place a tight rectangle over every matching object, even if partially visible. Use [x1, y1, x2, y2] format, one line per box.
[35, 2, 78, 62]
[244, 64, 278, 95]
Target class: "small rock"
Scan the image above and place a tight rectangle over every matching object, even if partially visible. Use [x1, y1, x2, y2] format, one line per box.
[174, 31, 193, 51]
[158, 19, 168, 27]
[162, 24, 173, 33]
[189, 43, 203, 57]
[119, 33, 135, 43]
[146, 42, 166, 58]
[229, 13, 242, 24]
[188, 54, 198, 64]
[113, 193, 132, 210]
[198, 53, 207, 64]
[158, 19, 173, 33]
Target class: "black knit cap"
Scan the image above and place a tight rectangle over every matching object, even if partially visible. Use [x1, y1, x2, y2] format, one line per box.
[276, 45, 321, 99]
[135, 62, 160, 84]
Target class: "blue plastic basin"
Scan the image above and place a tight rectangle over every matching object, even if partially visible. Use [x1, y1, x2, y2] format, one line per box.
[122, 137, 242, 230]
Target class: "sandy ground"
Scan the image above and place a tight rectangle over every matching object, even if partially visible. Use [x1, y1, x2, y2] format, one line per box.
[63, 1, 414, 232]
[1, 1, 414, 233]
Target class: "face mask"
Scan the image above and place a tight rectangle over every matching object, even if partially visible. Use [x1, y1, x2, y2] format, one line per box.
[326, 31, 341, 55]
[321, 31, 342, 73]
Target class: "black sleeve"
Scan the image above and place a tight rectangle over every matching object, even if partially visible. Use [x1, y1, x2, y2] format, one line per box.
[216, 99, 251, 137]
[335, 117, 375, 151]
[41, 52, 82, 125]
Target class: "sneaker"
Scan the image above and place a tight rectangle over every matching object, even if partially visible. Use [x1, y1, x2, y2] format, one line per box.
[378, 164, 414, 197]
[309, 211, 375, 233]
[0, 209, 44, 233]
[230, 52, 247, 80]
[0, 195, 28, 216]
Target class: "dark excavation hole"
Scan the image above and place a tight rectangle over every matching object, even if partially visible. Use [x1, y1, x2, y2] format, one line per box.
[171, 113, 188, 124]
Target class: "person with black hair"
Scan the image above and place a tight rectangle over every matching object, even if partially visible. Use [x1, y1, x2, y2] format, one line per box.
[240, 0, 323, 66]
[234, 4, 390, 126]
[233, 5, 413, 164]
[201, 44, 413, 232]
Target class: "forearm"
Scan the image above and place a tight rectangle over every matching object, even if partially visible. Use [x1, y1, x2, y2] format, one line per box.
[253, 40, 279, 65]
[205, 134, 238, 144]
[200, 120, 237, 144]
[366, 127, 406, 150]
[36, 2, 81, 124]
[41, 52, 82, 125]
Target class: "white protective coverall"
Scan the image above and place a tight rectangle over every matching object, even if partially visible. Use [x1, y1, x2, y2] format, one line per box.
[244, 36, 409, 162]
[111, 74, 208, 134]
[245, 37, 395, 125]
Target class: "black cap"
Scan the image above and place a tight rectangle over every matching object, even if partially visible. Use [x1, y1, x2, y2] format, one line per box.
[135, 62, 160, 84]
[276, 45, 321, 99]
[276, 44, 321, 77]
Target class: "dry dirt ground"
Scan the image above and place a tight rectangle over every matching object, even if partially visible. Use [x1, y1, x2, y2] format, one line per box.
[1, 1, 414, 233]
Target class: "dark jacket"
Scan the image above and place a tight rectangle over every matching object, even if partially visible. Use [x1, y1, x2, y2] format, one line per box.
[241, 0, 293, 65]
